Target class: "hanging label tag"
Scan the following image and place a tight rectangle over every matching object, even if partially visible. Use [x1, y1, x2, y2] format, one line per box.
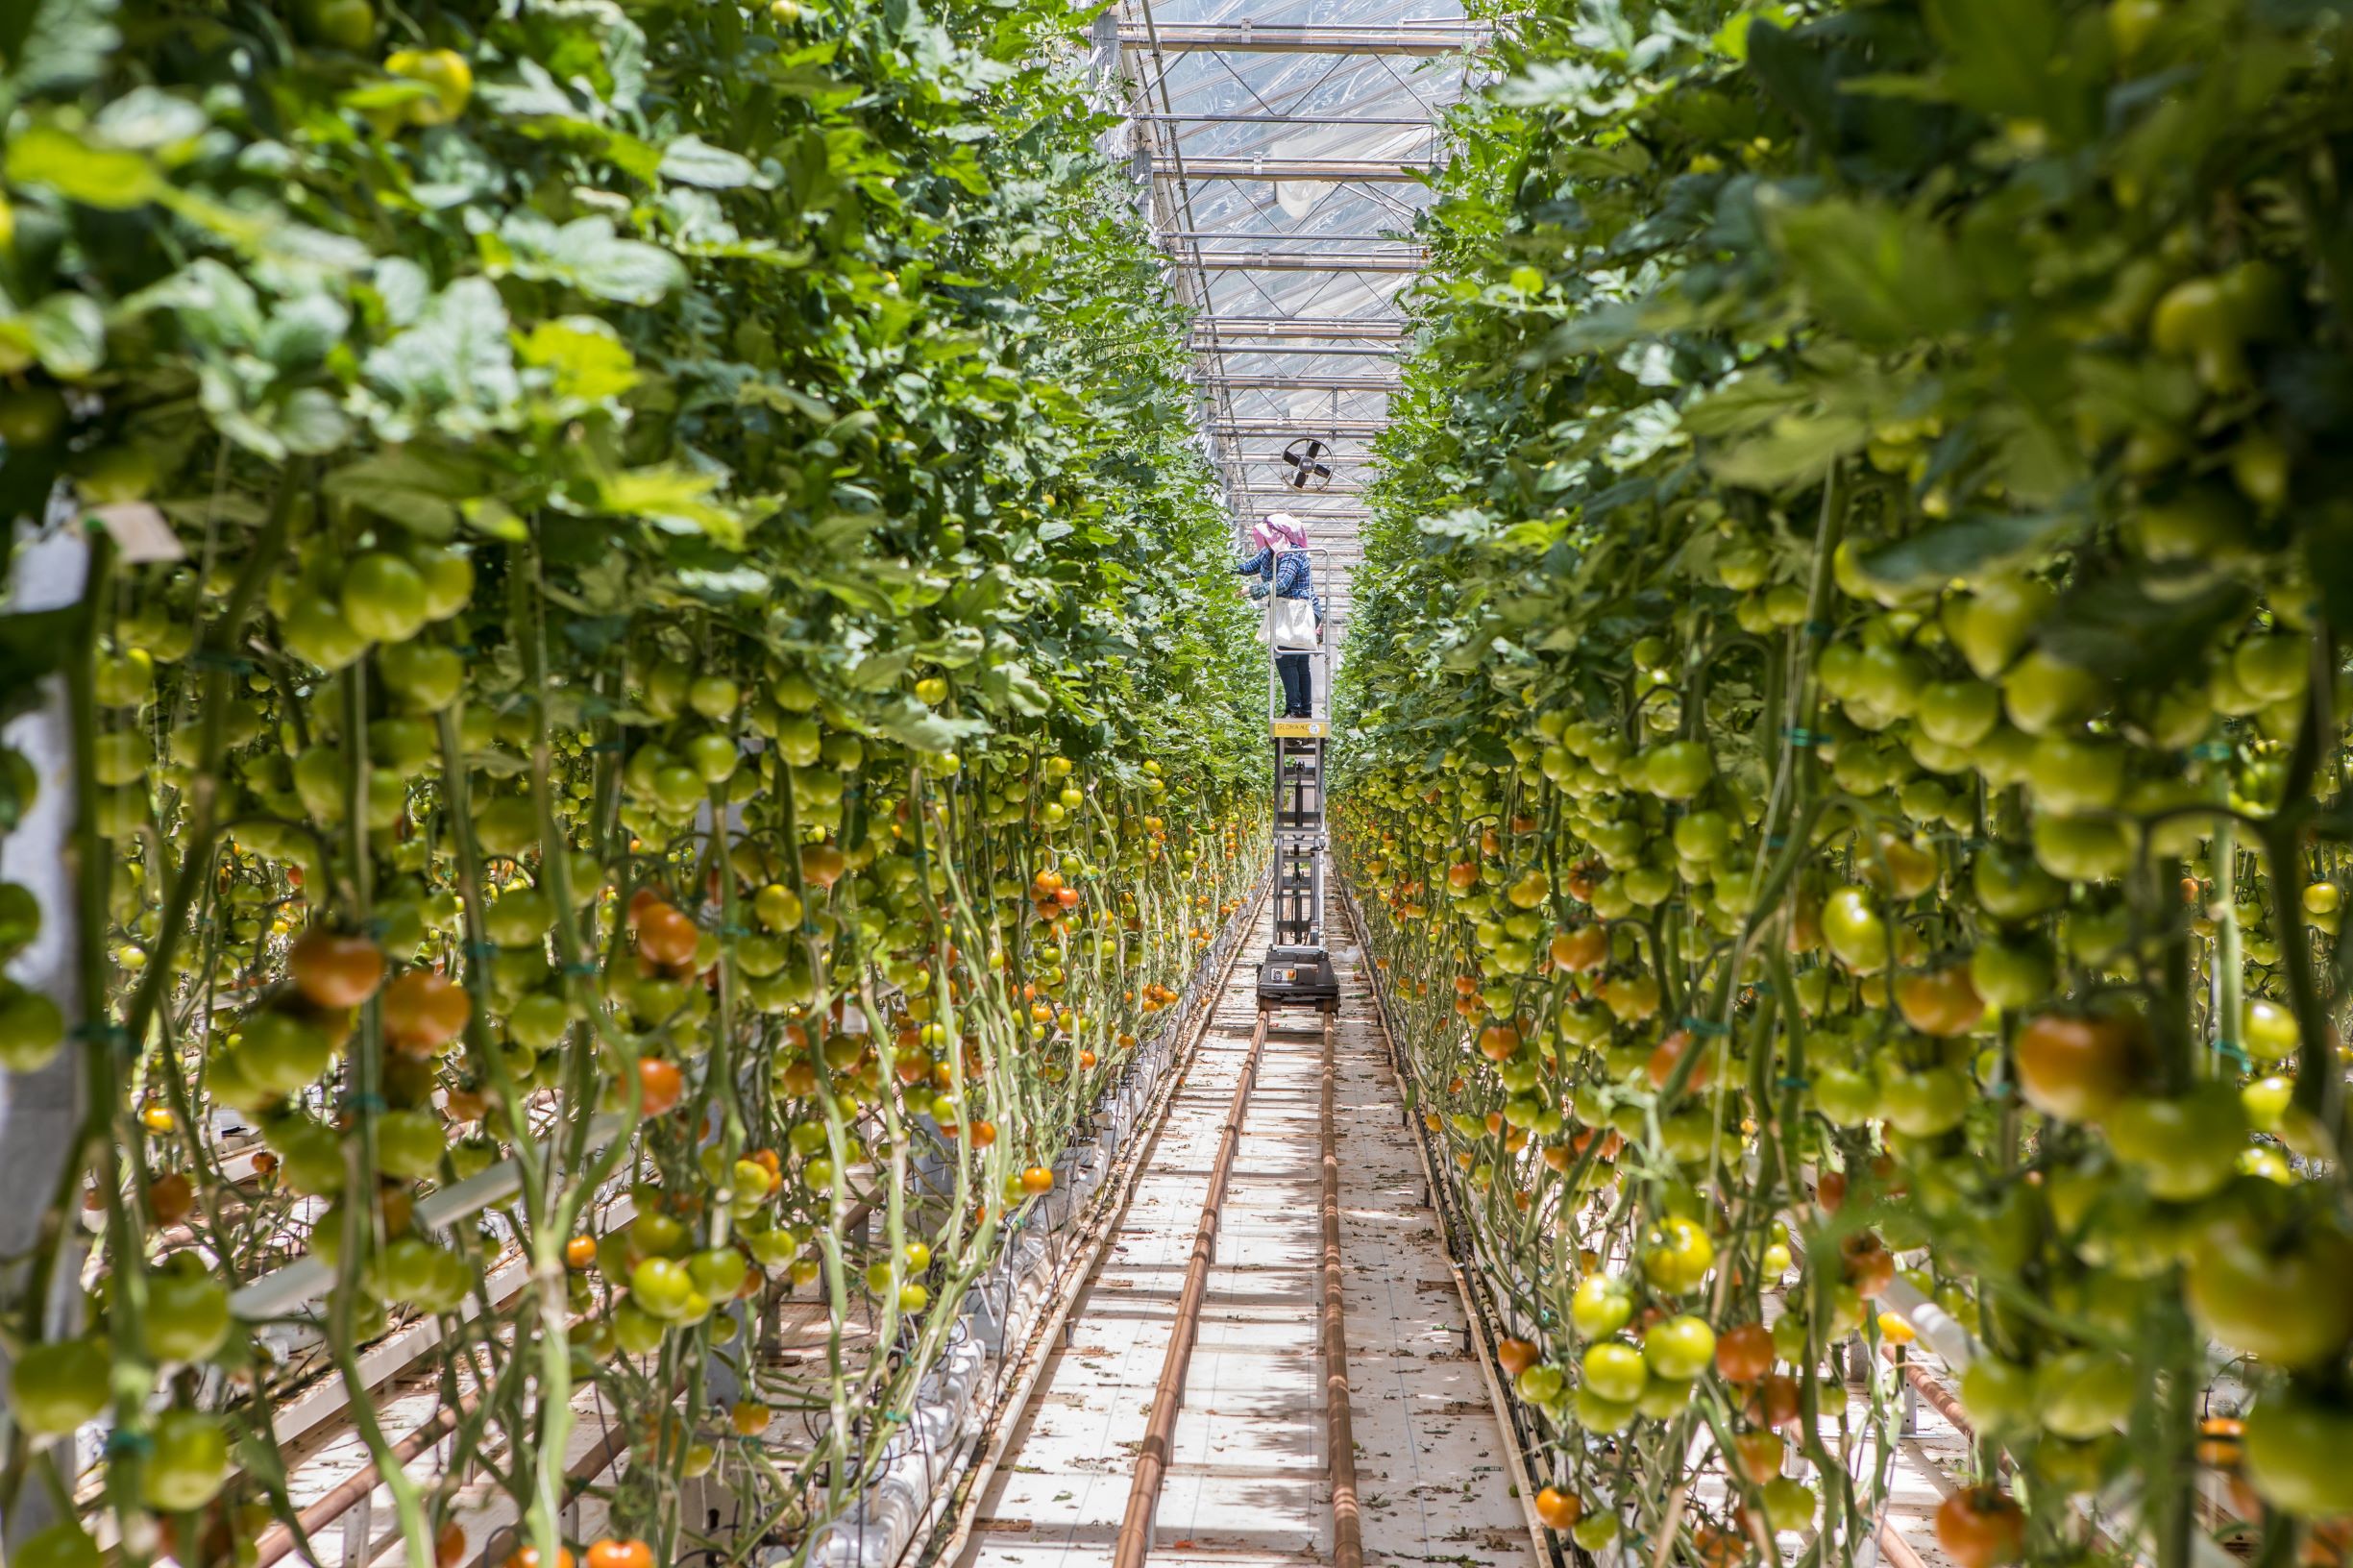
[86, 502, 187, 564]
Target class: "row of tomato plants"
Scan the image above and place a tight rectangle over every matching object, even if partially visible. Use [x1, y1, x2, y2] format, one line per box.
[0, 0, 1270, 1565]
[1336, 1, 2353, 1566]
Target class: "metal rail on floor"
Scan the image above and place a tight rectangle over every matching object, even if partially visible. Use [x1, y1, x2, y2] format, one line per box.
[1109, 996, 1369, 1568]
[1318, 1010, 1364, 1568]
[1111, 1007, 1273, 1568]
[927, 875, 1271, 1568]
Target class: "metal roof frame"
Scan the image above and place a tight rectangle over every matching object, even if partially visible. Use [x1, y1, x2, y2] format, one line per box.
[1100, 0, 1487, 653]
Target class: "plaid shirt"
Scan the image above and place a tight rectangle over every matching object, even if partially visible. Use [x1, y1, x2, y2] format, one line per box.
[1234, 547, 1324, 623]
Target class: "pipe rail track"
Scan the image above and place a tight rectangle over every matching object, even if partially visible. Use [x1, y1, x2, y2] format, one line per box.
[1108, 1000, 1365, 1568]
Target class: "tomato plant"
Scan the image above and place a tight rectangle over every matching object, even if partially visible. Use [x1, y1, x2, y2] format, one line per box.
[1331, 0, 2353, 1559]
[0, 0, 1271, 1561]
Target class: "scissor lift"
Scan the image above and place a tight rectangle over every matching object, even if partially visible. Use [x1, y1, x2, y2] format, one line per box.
[1258, 552, 1338, 1010]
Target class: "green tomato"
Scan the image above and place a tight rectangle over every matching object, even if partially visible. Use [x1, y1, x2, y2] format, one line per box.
[1640, 1216, 1714, 1294]
[340, 552, 429, 644]
[142, 1409, 230, 1512]
[2036, 1349, 2134, 1439]
[2108, 1085, 2246, 1201]
[1959, 1358, 2037, 1439]
[0, 980, 66, 1073]
[1642, 1315, 1715, 1381]
[1810, 1064, 1880, 1128]
[295, 0, 377, 47]
[630, 1257, 696, 1320]
[1820, 887, 1888, 973]
[143, 1264, 231, 1363]
[15, 1523, 102, 1568]
[242, 1009, 338, 1095]
[1641, 740, 1713, 800]
[612, 1299, 667, 1354]
[684, 732, 738, 785]
[1581, 1338, 1649, 1404]
[9, 1337, 110, 1434]
[1569, 1272, 1633, 1339]
[2185, 1220, 2353, 1371]
[2243, 1387, 2353, 1516]
[379, 641, 464, 712]
[689, 1246, 750, 1300]
[375, 1108, 446, 1180]
[1878, 1067, 1970, 1138]
[266, 1118, 347, 1196]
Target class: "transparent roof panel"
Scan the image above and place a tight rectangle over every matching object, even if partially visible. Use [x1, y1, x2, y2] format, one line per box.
[1095, 0, 1485, 637]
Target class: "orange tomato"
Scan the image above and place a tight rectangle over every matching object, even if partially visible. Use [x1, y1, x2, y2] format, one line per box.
[289, 930, 387, 1009]
[638, 1058, 684, 1116]
[382, 970, 471, 1053]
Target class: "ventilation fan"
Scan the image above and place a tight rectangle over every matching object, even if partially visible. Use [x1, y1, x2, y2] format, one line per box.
[1280, 436, 1335, 492]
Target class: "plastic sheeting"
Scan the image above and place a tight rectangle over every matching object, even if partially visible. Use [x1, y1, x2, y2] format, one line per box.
[1091, 0, 1482, 635]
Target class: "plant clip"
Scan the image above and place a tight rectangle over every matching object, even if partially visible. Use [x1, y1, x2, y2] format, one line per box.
[75, 1021, 133, 1051]
[2213, 1038, 2253, 1068]
[2191, 742, 2235, 762]
[1775, 1075, 1811, 1090]
[1780, 728, 1818, 747]
[1681, 1017, 1728, 1038]
[1802, 621, 1833, 638]
[463, 941, 501, 963]
[588, 739, 625, 755]
[340, 1092, 389, 1116]
[105, 1428, 155, 1458]
[563, 961, 601, 977]
[718, 924, 754, 939]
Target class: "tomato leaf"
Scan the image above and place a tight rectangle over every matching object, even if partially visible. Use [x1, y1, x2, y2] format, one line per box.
[26, 292, 105, 379]
[490, 213, 687, 306]
[658, 135, 769, 190]
[1764, 192, 1976, 348]
[1860, 513, 2074, 591]
[4, 119, 156, 208]
[2038, 570, 2255, 685]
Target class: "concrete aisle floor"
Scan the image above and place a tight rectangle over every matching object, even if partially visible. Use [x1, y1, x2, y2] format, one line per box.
[958, 907, 1536, 1568]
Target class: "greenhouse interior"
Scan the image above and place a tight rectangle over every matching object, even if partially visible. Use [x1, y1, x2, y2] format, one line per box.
[2, 1, 2350, 1567]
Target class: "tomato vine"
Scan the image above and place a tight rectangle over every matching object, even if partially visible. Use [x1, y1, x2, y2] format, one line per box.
[1339, 1, 2353, 1564]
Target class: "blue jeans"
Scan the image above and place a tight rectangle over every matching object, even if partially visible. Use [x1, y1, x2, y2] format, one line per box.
[1277, 653, 1311, 716]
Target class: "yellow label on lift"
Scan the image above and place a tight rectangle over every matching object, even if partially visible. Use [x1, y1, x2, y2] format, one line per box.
[1270, 718, 1328, 739]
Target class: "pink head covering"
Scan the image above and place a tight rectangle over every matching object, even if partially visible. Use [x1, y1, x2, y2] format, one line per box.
[1251, 519, 1276, 551]
[1262, 512, 1309, 549]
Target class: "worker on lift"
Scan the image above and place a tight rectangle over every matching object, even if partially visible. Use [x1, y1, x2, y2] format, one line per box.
[1234, 513, 1324, 719]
